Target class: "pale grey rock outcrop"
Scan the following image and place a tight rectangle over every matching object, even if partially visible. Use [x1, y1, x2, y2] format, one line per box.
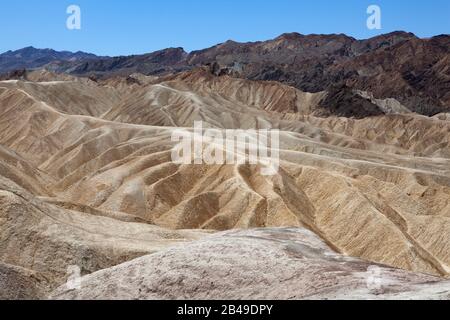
[51, 228, 450, 300]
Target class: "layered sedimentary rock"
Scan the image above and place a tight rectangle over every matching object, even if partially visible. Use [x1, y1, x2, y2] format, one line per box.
[0, 66, 449, 299]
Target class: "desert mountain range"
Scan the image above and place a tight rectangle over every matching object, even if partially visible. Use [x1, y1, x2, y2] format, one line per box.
[0, 31, 450, 300]
[2, 31, 449, 116]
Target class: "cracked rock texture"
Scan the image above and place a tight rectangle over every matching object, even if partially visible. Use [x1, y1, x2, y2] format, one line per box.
[52, 228, 450, 300]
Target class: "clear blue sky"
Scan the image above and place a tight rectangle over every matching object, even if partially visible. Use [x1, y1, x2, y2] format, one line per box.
[1, 0, 449, 56]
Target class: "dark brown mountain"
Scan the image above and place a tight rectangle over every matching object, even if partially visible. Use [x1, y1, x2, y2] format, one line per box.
[187, 31, 450, 116]
[1, 31, 449, 116]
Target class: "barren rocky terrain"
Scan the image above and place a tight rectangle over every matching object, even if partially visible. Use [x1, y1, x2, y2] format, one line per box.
[0, 32, 449, 299]
[51, 228, 450, 300]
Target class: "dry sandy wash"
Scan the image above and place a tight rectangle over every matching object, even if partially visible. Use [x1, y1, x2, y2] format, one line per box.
[0, 69, 449, 299]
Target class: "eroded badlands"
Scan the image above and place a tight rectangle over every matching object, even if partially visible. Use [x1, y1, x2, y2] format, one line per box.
[0, 69, 449, 299]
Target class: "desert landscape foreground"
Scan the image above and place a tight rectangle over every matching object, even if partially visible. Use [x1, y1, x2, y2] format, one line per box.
[0, 32, 449, 300]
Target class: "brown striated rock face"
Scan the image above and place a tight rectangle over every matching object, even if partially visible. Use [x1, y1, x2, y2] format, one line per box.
[186, 32, 450, 116]
[0, 63, 449, 299]
[0, 263, 49, 300]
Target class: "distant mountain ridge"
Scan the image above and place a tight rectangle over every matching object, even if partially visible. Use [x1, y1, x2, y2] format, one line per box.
[1, 31, 449, 116]
[45, 47, 189, 77]
[0, 46, 99, 73]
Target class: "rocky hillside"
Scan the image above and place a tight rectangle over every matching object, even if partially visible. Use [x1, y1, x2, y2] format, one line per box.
[0, 33, 449, 300]
[1, 31, 448, 116]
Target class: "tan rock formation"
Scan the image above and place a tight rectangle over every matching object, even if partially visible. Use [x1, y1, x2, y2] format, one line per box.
[0, 70, 449, 299]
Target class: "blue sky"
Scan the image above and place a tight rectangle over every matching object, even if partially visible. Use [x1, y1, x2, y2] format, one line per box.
[1, 0, 449, 56]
